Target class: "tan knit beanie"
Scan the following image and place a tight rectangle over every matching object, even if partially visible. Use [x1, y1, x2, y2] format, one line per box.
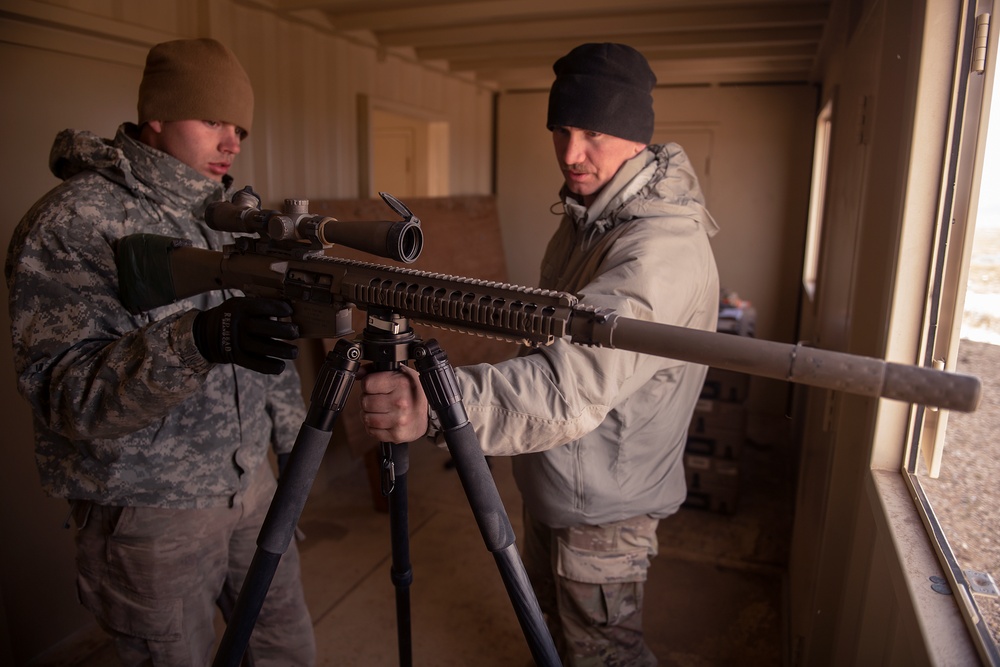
[138, 38, 254, 135]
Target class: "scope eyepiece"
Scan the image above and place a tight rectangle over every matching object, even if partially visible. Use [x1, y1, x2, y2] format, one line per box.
[391, 219, 423, 264]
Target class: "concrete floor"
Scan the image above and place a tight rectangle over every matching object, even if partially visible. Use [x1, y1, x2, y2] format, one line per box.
[290, 416, 791, 667]
[37, 415, 793, 666]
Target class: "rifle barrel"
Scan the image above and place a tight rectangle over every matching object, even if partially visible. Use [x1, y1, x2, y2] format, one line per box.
[604, 317, 981, 413]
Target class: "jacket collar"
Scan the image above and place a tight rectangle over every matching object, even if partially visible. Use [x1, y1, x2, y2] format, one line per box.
[561, 148, 656, 234]
[49, 123, 230, 217]
[559, 143, 719, 239]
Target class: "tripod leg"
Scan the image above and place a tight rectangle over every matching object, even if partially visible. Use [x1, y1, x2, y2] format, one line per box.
[413, 340, 561, 667]
[361, 308, 422, 666]
[381, 441, 413, 667]
[213, 340, 362, 667]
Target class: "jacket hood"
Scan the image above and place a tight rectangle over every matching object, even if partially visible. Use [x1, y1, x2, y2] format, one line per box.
[561, 143, 719, 239]
[49, 127, 137, 188]
[47, 123, 230, 211]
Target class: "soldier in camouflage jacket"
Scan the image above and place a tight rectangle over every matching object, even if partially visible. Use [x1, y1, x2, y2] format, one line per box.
[5, 39, 315, 665]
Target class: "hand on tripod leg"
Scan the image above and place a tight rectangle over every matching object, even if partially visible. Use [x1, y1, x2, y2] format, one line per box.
[359, 364, 429, 444]
[360, 344, 560, 667]
[358, 360, 426, 667]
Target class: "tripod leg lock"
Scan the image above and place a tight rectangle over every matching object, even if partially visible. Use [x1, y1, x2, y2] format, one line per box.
[413, 340, 469, 430]
[390, 565, 414, 588]
[307, 339, 362, 430]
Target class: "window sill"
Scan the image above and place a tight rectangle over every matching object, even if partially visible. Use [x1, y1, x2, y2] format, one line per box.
[868, 469, 985, 665]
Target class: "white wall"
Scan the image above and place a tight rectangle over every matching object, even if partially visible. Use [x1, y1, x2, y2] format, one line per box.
[495, 92, 565, 287]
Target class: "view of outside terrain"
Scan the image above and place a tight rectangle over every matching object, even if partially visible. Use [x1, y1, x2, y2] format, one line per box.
[921, 77, 1000, 645]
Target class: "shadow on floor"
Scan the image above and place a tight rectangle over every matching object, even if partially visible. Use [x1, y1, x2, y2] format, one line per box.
[298, 413, 794, 667]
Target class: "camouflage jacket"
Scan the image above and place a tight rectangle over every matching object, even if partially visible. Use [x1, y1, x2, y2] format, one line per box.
[5, 124, 306, 509]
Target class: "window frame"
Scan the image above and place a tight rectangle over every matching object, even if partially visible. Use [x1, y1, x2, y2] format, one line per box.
[901, 1, 1000, 662]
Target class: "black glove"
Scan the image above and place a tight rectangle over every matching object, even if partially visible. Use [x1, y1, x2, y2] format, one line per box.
[193, 297, 299, 375]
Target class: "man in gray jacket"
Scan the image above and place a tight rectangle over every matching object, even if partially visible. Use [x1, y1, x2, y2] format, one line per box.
[6, 39, 315, 664]
[360, 43, 719, 665]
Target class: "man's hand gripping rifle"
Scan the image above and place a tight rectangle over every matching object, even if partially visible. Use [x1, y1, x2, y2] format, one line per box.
[115, 186, 982, 414]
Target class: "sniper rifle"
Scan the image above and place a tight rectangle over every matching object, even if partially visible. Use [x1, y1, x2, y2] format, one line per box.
[115, 186, 981, 413]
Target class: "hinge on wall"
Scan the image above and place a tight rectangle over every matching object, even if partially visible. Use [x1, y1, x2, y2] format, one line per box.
[973, 13, 990, 74]
[966, 569, 999, 598]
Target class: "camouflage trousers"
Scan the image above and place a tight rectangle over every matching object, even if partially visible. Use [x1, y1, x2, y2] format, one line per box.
[522, 510, 660, 667]
[72, 461, 315, 666]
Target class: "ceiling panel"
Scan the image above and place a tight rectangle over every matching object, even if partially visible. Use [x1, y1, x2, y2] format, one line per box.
[242, 0, 831, 89]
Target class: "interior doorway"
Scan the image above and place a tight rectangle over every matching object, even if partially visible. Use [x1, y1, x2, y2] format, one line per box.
[357, 95, 449, 199]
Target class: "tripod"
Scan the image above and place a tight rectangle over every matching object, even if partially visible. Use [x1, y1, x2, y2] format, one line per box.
[213, 308, 560, 667]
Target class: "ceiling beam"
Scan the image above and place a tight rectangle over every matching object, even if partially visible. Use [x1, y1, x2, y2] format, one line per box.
[370, 6, 829, 47]
[415, 27, 823, 62]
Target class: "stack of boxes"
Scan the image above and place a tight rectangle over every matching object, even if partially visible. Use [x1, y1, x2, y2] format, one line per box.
[682, 291, 756, 515]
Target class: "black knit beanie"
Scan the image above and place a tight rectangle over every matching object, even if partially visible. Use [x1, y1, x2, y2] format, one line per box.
[546, 43, 656, 144]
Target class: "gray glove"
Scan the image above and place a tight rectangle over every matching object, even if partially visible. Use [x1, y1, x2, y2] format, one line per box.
[193, 297, 299, 375]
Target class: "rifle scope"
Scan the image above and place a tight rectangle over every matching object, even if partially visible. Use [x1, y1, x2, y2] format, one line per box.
[206, 186, 423, 264]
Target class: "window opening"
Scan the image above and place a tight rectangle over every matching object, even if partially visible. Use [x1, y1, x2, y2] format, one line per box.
[802, 99, 834, 300]
[908, 4, 1000, 661]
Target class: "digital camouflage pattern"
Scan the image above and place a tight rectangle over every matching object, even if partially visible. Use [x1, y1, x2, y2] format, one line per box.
[523, 512, 660, 666]
[5, 124, 306, 509]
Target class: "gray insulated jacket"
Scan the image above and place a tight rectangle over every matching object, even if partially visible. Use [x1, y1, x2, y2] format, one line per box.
[456, 143, 720, 528]
[5, 124, 306, 509]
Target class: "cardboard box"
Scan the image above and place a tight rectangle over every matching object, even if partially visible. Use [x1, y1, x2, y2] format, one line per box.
[683, 486, 740, 514]
[701, 368, 750, 403]
[691, 397, 747, 427]
[685, 432, 744, 460]
[687, 398, 746, 459]
[684, 453, 741, 477]
[683, 455, 740, 514]
[717, 301, 756, 337]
